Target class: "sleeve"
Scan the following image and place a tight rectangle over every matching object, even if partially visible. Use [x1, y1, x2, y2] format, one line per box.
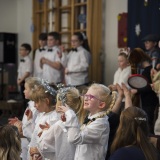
[65, 110, 109, 145]
[37, 126, 56, 155]
[25, 57, 33, 73]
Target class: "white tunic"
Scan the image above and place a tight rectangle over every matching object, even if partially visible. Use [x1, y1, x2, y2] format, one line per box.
[17, 55, 33, 79]
[37, 120, 75, 160]
[64, 110, 110, 160]
[33, 47, 47, 78]
[29, 110, 59, 149]
[62, 46, 91, 86]
[113, 65, 131, 87]
[42, 46, 61, 83]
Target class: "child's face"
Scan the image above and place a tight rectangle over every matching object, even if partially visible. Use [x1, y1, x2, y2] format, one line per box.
[19, 47, 29, 57]
[34, 100, 47, 112]
[118, 55, 128, 69]
[83, 87, 102, 115]
[47, 36, 57, 47]
[144, 41, 156, 51]
[71, 35, 82, 48]
[23, 83, 31, 99]
[39, 40, 46, 47]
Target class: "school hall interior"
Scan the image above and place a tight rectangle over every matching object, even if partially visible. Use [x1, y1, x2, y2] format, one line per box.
[0, 0, 160, 120]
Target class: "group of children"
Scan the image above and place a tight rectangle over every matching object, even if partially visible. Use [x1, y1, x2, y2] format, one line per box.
[0, 32, 158, 160]
[17, 31, 91, 108]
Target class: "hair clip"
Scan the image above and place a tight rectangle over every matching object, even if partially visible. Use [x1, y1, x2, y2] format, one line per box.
[134, 117, 147, 121]
[119, 47, 131, 58]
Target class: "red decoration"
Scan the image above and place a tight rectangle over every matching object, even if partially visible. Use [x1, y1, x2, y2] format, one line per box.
[118, 13, 128, 48]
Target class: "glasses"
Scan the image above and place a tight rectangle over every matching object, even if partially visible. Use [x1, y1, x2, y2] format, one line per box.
[83, 94, 101, 101]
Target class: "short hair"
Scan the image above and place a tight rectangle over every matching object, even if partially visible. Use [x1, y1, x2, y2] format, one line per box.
[21, 43, 32, 53]
[39, 33, 47, 41]
[48, 32, 61, 41]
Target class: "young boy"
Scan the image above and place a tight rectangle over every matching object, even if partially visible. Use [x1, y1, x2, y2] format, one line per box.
[142, 34, 160, 69]
[40, 32, 62, 83]
[17, 43, 32, 106]
[33, 33, 47, 79]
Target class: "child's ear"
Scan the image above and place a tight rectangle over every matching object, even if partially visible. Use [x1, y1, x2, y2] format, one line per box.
[99, 101, 106, 109]
[45, 98, 50, 105]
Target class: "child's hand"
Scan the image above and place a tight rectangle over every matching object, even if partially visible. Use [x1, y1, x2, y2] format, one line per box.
[65, 68, 69, 74]
[14, 120, 22, 133]
[30, 147, 41, 160]
[61, 113, 66, 122]
[108, 84, 117, 91]
[116, 83, 124, 99]
[25, 109, 33, 121]
[121, 83, 131, 97]
[38, 122, 50, 137]
[8, 117, 19, 125]
[151, 68, 157, 76]
[57, 104, 70, 113]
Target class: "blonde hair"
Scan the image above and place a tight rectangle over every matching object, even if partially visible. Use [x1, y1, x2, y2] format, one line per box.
[57, 87, 86, 125]
[30, 83, 57, 107]
[89, 83, 116, 112]
[0, 125, 21, 160]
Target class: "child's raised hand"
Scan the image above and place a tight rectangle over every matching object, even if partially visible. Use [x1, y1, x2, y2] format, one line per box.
[57, 104, 70, 113]
[121, 83, 131, 97]
[151, 68, 157, 77]
[38, 122, 50, 137]
[8, 117, 19, 125]
[30, 147, 41, 160]
[14, 120, 22, 133]
[108, 84, 117, 91]
[116, 83, 124, 98]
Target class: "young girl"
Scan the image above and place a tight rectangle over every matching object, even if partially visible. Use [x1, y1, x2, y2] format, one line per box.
[28, 79, 59, 160]
[61, 32, 91, 88]
[30, 87, 86, 160]
[109, 107, 159, 160]
[0, 125, 21, 160]
[110, 48, 131, 91]
[8, 77, 42, 160]
[58, 83, 116, 160]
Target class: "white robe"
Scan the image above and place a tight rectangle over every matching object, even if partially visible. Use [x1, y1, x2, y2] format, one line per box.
[64, 110, 110, 160]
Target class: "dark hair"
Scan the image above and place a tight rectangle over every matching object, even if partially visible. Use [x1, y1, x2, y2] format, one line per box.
[39, 33, 47, 41]
[48, 32, 61, 41]
[21, 43, 32, 53]
[73, 32, 91, 52]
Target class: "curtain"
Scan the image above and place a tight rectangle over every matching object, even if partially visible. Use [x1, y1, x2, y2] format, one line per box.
[127, 0, 160, 49]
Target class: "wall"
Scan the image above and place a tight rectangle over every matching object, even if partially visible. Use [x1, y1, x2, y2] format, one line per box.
[104, 0, 128, 85]
[0, 0, 17, 32]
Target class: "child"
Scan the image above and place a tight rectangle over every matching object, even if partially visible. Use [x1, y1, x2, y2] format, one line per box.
[0, 125, 21, 160]
[28, 79, 59, 160]
[33, 33, 47, 79]
[17, 43, 32, 108]
[142, 34, 160, 69]
[8, 77, 42, 160]
[41, 32, 62, 84]
[58, 83, 116, 160]
[109, 48, 131, 91]
[30, 87, 86, 160]
[61, 32, 91, 89]
[109, 107, 159, 160]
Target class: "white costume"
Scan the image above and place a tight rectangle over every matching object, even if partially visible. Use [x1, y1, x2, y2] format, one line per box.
[62, 46, 91, 86]
[21, 101, 38, 160]
[42, 46, 62, 83]
[37, 119, 75, 160]
[28, 110, 59, 160]
[113, 66, 131, 87]
[17, 55, 32, 79]
[33, 47, 47, 78]
[64, 110, 110, 160]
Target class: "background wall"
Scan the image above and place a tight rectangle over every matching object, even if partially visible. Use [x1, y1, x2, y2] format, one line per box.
[0, 0, 127, 86]
[104, 0, 128, 85]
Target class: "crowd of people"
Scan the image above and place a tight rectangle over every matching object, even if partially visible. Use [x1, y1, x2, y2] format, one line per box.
[0, 32, 160, 160]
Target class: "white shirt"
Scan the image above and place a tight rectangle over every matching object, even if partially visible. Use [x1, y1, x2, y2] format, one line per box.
[42, 46, 61, 83]
[62, 46, 91, 86]
[64, 110, 110, 160]
[33, 46, 47, 78]
[17, 55, 32, 79]
[38, 119, 75, 160]
[113, 65, 131, 87]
